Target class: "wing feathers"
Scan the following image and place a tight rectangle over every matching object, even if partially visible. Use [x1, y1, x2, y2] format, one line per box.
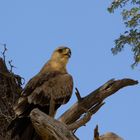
[27, 73, 73, 106]
[14, 72, 73, 116]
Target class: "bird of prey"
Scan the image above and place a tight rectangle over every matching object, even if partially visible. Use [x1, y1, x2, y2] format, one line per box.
[8, 47, 73, 140]
[99, 132, 123, 140]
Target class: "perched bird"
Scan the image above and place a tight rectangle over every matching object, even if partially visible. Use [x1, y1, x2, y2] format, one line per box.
[100, 132, 123, 140]
[8, 47, 73, 140]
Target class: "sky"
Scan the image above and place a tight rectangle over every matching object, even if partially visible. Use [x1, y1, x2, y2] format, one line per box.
[0, 0, 140, 140]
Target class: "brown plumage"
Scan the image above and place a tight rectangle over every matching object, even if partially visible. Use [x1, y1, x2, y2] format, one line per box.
[8, 47, 73, 140]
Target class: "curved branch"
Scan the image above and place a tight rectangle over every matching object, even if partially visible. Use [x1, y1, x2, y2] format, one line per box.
[30, 109, 79, 140]
[58, 78, 138, 124]
[67, 102, 104, 131]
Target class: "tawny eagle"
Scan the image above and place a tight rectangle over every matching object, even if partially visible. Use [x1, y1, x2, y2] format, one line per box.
[8, 47, 73, 140]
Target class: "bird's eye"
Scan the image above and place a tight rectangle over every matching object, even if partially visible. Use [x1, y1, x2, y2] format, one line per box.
[58, 49, 64, 53]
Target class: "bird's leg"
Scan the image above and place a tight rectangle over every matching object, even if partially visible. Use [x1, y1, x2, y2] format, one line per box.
[49, 95, 55, 118]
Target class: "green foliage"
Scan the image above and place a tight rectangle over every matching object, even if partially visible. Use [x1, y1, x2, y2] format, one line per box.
[108, 0, 140, 68]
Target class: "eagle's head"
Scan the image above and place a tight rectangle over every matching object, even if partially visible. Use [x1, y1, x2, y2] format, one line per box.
[39, 46, 72, 74]
[51, 46, 71, 65]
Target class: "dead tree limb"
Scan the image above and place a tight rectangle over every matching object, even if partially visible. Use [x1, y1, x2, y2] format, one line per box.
[30, 109, 79, 140]
[58, 78, 138, 125]
[94, 125, 100, 140]
[67, 102, 104, 131]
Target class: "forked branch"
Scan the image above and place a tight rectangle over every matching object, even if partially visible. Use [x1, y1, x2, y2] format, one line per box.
[58, 78, 138, 125]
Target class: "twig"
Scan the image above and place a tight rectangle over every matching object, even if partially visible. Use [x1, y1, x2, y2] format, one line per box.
[67, 102, 104, 131]
[75, 88, 82, 101]
[14, 74, 25, 86]
[8, 60, 16, 73]
[94, 125, 100, 140]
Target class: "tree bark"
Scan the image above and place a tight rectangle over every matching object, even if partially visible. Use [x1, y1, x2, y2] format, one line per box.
[30, 109, 79, 140]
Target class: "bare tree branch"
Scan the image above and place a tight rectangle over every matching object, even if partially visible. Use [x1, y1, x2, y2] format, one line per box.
[75, 88, 82, 101]
[30, 109, 79, 140]
[8, 60, 16, 73]
[94, 125, 100, 140]
[58, 78, 138, 125]
[67, 102, 104, 131]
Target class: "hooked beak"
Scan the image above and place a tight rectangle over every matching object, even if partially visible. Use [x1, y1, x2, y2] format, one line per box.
[65, 48, 71, 58]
